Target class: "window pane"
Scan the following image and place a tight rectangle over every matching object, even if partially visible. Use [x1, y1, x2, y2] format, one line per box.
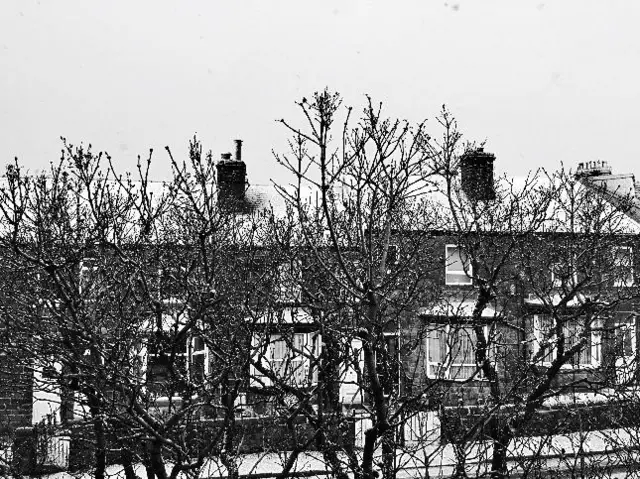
[538, 315, 555, 363]
[193, 337, 205, 351]
[427, 328, 445, 363]
[613, 247, 634, 286]
[450, 327, 475, 366]
[450, 365, 476, 380]
[446, 246, 472, 284]
[446, 247, 465, 273]
[272, 339, 288, 362]
[615, 323, 634, 357]
[191, 353, 205, 383]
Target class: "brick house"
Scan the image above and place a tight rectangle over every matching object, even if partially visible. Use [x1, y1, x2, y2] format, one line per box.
[2, 142, 640, 469]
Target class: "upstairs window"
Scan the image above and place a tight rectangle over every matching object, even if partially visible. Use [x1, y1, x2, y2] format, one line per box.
[445, 245, 472, 285]
[79, 258, 99, 297]
[159, 265, 187, 301]
[550, 260, 577, 290]
[277, 260, 302, 303]
[613, 246, 634, 287]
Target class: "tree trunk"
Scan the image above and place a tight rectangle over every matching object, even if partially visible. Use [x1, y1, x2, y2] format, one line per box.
[148, 439, 169, 479]
[490, 434, 510, 479]
[362, 427, 379, 479]
[121, 448, 138, 479]
[220, 378, 238, 479]
[88, 400, 106, 479]
[381, 428, 396, 479]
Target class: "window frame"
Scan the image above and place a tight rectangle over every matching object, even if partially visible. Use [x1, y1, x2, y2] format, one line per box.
[277, 259, 303, 303]
[189, 336, 209, 384]
[532, 314, 602, 369]
[146, 337, 189, 388]
[612, 246, 634, 287]
[445, 245, 473, 286]
[613, 317, 637, 360]
[269, 332, 312, 386]
[425, 323, 489, 381]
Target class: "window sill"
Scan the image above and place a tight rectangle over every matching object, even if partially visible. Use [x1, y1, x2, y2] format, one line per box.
[539, 362, 601, 370]
[426, 366, 487, 381]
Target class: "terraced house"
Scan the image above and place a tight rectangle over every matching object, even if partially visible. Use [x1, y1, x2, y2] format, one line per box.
[2, 139, 640, 476]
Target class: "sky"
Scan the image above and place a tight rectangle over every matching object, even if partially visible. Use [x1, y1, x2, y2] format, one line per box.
[1, 1, 640, 185]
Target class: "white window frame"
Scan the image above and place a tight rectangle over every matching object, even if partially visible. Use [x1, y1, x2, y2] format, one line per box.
[425, 323, 488, 381]
[189, 336, 209, 383]
[269, 332, 311, 386]
[445, 245, 472, 286]
[613, 317, 636, 359]
[613, 246, 634, 287]
[533, 314, 602, 368]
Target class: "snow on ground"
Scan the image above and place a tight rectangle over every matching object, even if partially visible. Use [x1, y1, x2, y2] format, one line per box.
[34, 428, 640, 479]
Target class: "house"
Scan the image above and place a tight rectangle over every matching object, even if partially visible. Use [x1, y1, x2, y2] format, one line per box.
[2, 140, 640, 473]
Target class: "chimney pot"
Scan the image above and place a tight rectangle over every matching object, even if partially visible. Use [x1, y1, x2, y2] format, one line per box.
[234, 139, 243, 163]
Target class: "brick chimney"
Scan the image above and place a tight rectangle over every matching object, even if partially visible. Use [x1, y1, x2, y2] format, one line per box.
[216, 140, 247, 209]
[460, 148, 496, 201]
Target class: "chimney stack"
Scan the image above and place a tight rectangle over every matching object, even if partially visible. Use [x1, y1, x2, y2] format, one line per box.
[235, 139, 243, 163]
[216, 140, 247, 210]
[460, 147, 496, 201]
[575, 160, 612, 178]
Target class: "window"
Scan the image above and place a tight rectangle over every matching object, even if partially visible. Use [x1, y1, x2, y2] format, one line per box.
[270, 333, 310, 385]
[445, 245, 472, 285]
[147, 338, 188, 391]
[550, 264, 562, 289]
[79, 259, 99, 297]
[533, 315, 601, 368]
[550, 262, 575, 289]
[190, 336, 208, 384]
[614, 317, 636, 359]
[277, 260, 302, 303]
[425, 324, 486, 380]
[613, 246, 634, 287]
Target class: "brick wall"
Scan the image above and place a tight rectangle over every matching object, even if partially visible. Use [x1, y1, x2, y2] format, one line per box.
[0, 360, 33, 432]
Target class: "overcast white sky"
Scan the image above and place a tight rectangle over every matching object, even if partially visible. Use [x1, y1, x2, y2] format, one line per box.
[1, 1, 639, 184]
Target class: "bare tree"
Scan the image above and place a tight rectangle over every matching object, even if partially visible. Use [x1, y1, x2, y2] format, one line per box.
[274, 89, 450, 479]
[0, 139, 279, 479]
[426, 113, 640, 478]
